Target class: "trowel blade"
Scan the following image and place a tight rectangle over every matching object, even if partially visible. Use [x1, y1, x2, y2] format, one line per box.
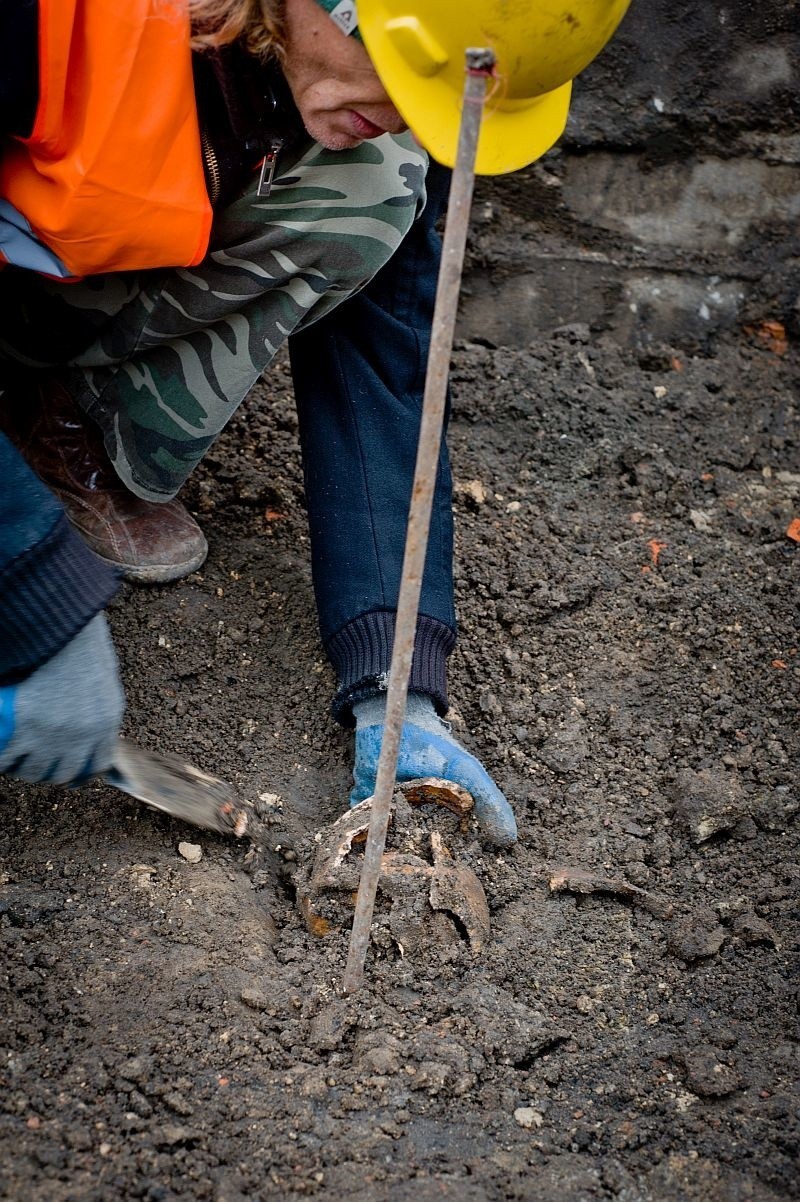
[104, 739, 251, 837]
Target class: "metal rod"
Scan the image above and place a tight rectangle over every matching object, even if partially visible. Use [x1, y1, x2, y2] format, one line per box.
[342, 48, 496, 995]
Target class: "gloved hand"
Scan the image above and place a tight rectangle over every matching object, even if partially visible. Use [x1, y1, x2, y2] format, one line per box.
[351, 691, 517, 847]
[0, 613, 125, 785]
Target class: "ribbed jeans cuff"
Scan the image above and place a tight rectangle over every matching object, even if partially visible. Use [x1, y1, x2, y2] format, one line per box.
[0, 514, 120, 683]
[327, 609, 456, 726]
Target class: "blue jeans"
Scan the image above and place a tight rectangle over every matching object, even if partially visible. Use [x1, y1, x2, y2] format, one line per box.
[289, 163, 456, 720]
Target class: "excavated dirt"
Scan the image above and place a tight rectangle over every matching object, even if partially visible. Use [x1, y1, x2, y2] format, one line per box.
[1, 325, 798, 1202]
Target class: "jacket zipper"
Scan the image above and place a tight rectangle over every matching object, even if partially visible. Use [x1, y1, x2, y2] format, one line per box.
[200, 127, 222, 206]
[257, 139, 285, 198]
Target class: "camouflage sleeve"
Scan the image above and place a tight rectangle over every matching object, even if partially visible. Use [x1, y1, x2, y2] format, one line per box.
[16, 133, 429, 500]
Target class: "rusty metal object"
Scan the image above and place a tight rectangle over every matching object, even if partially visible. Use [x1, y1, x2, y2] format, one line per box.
[342, 49, 496, 994]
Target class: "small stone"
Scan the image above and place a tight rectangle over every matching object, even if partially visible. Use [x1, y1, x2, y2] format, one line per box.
[689, 509, 713, 532]
[412, 1061, 451, 1092]
[178, 842, 202, 864]
[622, 820, 649, 838]
[732, 816, 758, 841]
[158, 1124, 197, 1147]
[671, 768, 748, 843]
[454, 479, 487, 506]
[128, 1090, 153, 1118]
[538, 720, 589, 772]
[514, 1107, 544, 1129]
[309, 1003, 351, 1052]
[575, 995, 594, 1014]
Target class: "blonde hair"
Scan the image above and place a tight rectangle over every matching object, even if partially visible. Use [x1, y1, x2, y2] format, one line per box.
[188, 0, 284, 59]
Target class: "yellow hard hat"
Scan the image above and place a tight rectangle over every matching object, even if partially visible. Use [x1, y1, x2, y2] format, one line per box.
[357, 0, 633, 175]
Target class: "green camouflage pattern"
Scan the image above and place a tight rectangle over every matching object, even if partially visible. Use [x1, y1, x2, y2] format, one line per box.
[3, 133, 426, 500]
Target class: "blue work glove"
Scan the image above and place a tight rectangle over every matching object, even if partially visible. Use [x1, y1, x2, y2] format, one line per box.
[0, 614, 124, 785]
[351, 691, 518, 847]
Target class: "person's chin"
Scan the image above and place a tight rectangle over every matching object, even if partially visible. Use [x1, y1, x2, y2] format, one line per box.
[302, 115, 363, 151]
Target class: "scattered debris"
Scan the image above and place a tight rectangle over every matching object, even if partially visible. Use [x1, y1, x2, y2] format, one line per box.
[744, 319, 788, 355]
[786, 518, 800, 543]
[548, 865, 672, 919]
[178, 842, 202, 864]
[647, 538, 668, 567]
[129, 864, 157, 890]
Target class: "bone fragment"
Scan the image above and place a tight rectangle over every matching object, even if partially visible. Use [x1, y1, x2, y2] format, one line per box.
[548, 865, 672, 919]
[397, 778, 475, 817]
[429, 832, 490, 953]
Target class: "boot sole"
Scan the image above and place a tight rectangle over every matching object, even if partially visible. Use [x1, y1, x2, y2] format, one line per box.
[96, 544, 209, 585]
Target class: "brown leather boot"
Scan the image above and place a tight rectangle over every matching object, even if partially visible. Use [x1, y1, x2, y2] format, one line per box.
[1, 379, 208, 584]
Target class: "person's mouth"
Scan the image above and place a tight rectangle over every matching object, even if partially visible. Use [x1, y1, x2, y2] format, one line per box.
[348, 111, 387, 140]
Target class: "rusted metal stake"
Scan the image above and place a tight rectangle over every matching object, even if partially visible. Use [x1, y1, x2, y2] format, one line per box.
[342, 48, 496, 995]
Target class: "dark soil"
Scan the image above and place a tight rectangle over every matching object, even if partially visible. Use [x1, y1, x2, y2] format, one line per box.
[1, 327, 798, 1202]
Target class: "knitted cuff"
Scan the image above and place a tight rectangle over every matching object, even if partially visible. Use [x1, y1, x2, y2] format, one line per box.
[327, 609, 456, 726]
[0, 514, 120, 684]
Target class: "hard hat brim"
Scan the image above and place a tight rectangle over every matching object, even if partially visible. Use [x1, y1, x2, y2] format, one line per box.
[360, 18, 573, 175]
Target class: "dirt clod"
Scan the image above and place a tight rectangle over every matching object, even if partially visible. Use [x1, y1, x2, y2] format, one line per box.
[667, 907, 727, 962]
[683, 1049, 742, 1098]
[732, 913, 779, 947]
[671, 767, 750, 843]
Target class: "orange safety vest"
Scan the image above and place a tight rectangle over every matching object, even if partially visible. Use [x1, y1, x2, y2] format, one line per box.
[0, 0, 213, 278]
